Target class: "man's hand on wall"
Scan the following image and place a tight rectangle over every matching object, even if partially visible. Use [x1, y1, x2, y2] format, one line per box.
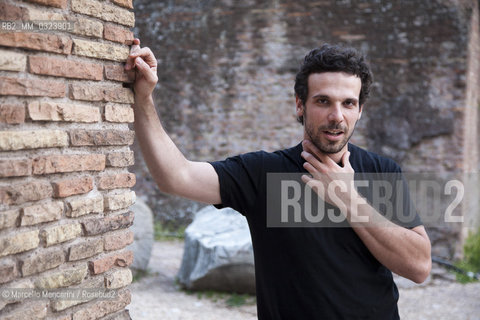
[125, 38, 158, 102]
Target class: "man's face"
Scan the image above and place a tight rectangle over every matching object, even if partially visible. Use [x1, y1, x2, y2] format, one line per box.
[296, 72, 362, 156]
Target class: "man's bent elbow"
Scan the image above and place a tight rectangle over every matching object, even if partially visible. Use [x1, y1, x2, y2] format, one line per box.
[409, 226, 432, 284]
[411, 257, 432, 284]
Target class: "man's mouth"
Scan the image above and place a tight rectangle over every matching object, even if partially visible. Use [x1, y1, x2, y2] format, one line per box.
[323, 130, 344, 136]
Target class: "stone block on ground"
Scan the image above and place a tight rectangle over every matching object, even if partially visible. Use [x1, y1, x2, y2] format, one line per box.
[177, 206, 255, 294]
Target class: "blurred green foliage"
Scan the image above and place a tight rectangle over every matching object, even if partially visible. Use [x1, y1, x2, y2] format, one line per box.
[131, 269, 157, 283]
[185, 288, 256, 307]
[455, 228, 480, 283]
[154, 220, 186, 241]
[225, 293, 252, 307]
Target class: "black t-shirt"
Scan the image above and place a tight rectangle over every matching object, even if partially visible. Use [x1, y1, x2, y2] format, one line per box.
[210, 142, 422, 320]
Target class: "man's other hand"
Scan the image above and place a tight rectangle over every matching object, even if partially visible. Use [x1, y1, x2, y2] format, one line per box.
[125, 38, 158, 101]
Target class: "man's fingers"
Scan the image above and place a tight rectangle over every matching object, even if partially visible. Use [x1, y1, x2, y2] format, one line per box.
[128, 47, 157, 68]
[301, 151, 326, 174]
[302, 140, 333, 167]
[301, 174, 313, 185]
[302, 161, 315, 174]
[134, 57, 157, 83]
[301, 151, 315, 165]
[125, 43, 140, 70]
[341, 151, 352, 169]
[302, 140, 329, 164]
[125, 39, 142, 70]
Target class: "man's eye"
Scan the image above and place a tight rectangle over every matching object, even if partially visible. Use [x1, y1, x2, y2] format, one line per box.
[344, 100, 355, 107]
[318, 99, 328, 104]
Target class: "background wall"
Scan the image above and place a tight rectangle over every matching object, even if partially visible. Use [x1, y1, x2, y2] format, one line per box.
[133, 0, 479, 258]
[0, 0, 136, 318]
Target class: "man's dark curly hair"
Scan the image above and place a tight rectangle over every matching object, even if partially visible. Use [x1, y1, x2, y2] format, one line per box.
[294, 44, 373, 124]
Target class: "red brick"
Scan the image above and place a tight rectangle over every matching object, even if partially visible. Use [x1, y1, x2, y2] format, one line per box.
[20, 248, 65, 276]
[104, 103, 134, 123]
[0, 77, 66, 97]
[41, 223, 82, 247]
[106, 151, 134, 167]
[0, 50, 27, 72]
[0, 104, 26, 124]
[69, 130, 135, 146]
[0, 230, 40, 257]
[72, 38, 130, 61]
[69, 84, 104, 102]
[33, 263, 87, 288]
[0, 130, 68, 151]
[88, 250, 133, 274]
[0, 159, 32, 177]
[104, 86, 134, 104]
[111, 0, 133, 9]
[66, 195, 103, 218]
[104, 191, 135, 211]
[98, 173, 136, 190]
[68, 238, 103, 261]
[0, 181, 52, 205]
[72, 0, 134, 27]
[104, 267, 132, 289]
[69, 83, 134, 103]
[52, 176, 93, 198]
[0, 259, 18, 284]
[71, 17, 103, 38]
[26, 6, 66, 20]
[20, 201, 63, 226]
[0, 209, 19, 229]
[0, 278, 34, 310]
[29, 56, 103, 81]
[52, 316, 72, 320]
[28, 101, 100, 123]
[24, 0, 68, 9]
[104, 230, 133, 251]
[0, 33, 72, 54]
[72, 289, 131, 320]
[82, 211, 134, 236]
[104, 24, 134, 44]
[101, 310, 132, 320]
[104, 65, 132, 82]
[1, 302, 47, 320]
[33, 154, 105, 175]
[0, 2, 28, 20]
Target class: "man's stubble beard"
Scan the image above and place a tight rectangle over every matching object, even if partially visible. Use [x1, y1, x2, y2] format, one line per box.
[303, 110, 358, 154]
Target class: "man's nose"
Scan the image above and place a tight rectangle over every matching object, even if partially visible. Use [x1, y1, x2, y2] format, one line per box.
[327, 104, 343, 123]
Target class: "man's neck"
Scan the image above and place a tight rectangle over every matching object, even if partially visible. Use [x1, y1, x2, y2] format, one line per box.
[325, 150, 345, 165]
[301, 137, 348, 164]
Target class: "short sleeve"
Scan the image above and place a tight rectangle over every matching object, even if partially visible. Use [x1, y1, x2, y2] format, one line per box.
[209, 151, 266, 216]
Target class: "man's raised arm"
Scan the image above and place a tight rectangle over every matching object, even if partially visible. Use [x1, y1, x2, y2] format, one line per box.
[301, 140, 431, 283]
[125, 39, 221, 205]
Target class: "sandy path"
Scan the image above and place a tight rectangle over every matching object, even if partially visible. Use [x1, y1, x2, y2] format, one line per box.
[129, 241, 480, 320]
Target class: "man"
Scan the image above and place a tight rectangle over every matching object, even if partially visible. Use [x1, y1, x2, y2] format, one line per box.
[126, 39, 431, 319]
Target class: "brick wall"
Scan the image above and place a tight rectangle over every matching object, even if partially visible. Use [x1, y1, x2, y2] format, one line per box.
[0, 0, 136, 319]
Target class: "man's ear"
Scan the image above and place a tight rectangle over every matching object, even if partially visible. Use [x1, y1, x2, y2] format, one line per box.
[295, 95, 304, 118]
[358, 104, 363, 120]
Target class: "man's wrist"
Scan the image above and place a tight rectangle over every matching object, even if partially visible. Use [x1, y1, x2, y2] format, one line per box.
[134, 94, 154, 108]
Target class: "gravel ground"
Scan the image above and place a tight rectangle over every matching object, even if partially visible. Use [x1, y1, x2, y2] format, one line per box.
[129, 241, 480, 320]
